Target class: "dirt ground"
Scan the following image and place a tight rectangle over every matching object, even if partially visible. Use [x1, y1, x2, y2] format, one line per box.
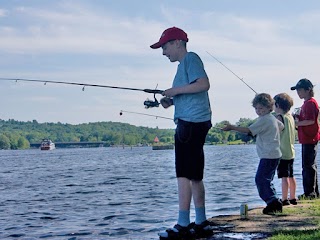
[206, 202, 320, 239]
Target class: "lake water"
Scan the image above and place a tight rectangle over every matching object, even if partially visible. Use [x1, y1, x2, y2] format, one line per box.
[0, 144, 317, 240]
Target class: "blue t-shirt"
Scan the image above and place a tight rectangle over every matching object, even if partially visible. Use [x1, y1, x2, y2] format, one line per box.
[172, 52, 212, 123]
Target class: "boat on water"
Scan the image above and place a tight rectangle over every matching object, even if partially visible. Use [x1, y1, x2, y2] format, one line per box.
[40, 139, 55, 150]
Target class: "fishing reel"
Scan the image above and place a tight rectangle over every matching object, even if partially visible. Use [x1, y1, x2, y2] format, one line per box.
[144, 93, 160, 108]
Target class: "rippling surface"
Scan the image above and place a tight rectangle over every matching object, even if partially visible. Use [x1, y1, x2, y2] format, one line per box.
[0, 145, 314, 239]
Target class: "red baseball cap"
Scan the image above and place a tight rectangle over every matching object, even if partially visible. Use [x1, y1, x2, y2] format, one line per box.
[150, 27, 188, 49]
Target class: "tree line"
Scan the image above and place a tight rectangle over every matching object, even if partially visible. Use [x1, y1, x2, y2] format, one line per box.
[0, 118, 256, 150]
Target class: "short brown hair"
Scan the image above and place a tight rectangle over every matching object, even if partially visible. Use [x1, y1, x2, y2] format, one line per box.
[273, 93, 294, 113]
[252, 93, 274, 112]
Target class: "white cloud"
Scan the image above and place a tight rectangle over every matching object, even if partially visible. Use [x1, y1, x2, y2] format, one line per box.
[0, 1, 320, 128]
[0, 8, 7, 17]
[0, 4, 155, 55]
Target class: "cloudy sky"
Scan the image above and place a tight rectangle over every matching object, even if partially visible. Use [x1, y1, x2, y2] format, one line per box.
[1, 0, 320, 129]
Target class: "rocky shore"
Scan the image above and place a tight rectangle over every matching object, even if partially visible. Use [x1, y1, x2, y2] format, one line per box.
[206, 201, 320, 239]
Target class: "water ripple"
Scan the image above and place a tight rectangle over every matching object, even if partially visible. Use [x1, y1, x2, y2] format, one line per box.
[0, 145, 312, 239]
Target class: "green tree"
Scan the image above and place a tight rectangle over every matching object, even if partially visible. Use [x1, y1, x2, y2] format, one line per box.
[236, 118, 255, 143]
[0, 134, 11, 149]
[209, 132, 223, 143]
[8, 133, 20, 149]
[17, 136, 30, 149]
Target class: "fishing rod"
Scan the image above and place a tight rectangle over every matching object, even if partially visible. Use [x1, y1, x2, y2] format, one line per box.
[0, 77, 163, 108]
[120, 110, 173, 120]
[206, 51, 258, 94]
[119, 110, 225, 132]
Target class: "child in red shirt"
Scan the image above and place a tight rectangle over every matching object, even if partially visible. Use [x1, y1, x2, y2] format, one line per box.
[291, 78, 319, 199]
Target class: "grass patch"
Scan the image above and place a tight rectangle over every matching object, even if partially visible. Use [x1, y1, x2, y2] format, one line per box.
[269, 199, 320, 240]
[282, 199, 320, 216]
[269, 229, 320, 240]
[227, 140, 247, 145]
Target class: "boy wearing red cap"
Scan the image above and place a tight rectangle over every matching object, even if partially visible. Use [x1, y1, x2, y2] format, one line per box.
[151, 27, 213, 239]
[291, 78, 320, 199]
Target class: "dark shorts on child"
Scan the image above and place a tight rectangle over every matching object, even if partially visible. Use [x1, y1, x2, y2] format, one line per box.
[175, 119, 212, 181]
[277, 159, 294, 178]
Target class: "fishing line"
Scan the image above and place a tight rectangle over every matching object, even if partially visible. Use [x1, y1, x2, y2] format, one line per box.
[120, 110, 173, 120]
[206, 51, 258, 94]
[119, 110, 225, 132]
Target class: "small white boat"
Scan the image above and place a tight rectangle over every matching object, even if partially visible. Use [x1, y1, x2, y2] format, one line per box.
[40, 139, 55, 150]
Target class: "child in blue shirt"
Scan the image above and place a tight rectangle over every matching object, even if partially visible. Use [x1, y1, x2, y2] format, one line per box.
[150, 26, 212, 239]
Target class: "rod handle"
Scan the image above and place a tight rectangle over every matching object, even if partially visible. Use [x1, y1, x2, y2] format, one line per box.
[144, 89, 164, 94]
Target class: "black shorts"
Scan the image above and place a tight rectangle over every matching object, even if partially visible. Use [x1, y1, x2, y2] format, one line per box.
[277, 159, 294, 178]
[175, 119, 212, 180]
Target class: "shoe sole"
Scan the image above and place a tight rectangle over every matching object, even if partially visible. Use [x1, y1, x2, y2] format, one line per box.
[263, 210, 282, 215]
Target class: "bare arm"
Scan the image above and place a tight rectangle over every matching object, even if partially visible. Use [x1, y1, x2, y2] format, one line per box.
[275, 115, 284, 131]
[296, 119, 316, 127]
[162, 77, 210, 98]
[222, 124, 251, 134]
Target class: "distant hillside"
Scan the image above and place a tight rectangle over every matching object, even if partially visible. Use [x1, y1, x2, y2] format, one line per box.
[0, 117, 258, 150]
[0, 119, 175, 150]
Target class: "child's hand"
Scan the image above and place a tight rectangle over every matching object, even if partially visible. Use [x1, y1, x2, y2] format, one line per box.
[292, 114, 300, 122]
[222, 124, 233, 131]
[160, 97, 173, 108]
[294, 118, 299, 129]
[162, 88, 177, 98]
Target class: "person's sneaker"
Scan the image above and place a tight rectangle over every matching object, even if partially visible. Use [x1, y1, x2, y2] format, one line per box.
[190, 220, 213, 238]
[158, 224, 194, 240]
[298, 193, 317, 200]
[289, 198, 298, 205]
[262, 199, 282, 215]
[281, 199, 290, 206]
